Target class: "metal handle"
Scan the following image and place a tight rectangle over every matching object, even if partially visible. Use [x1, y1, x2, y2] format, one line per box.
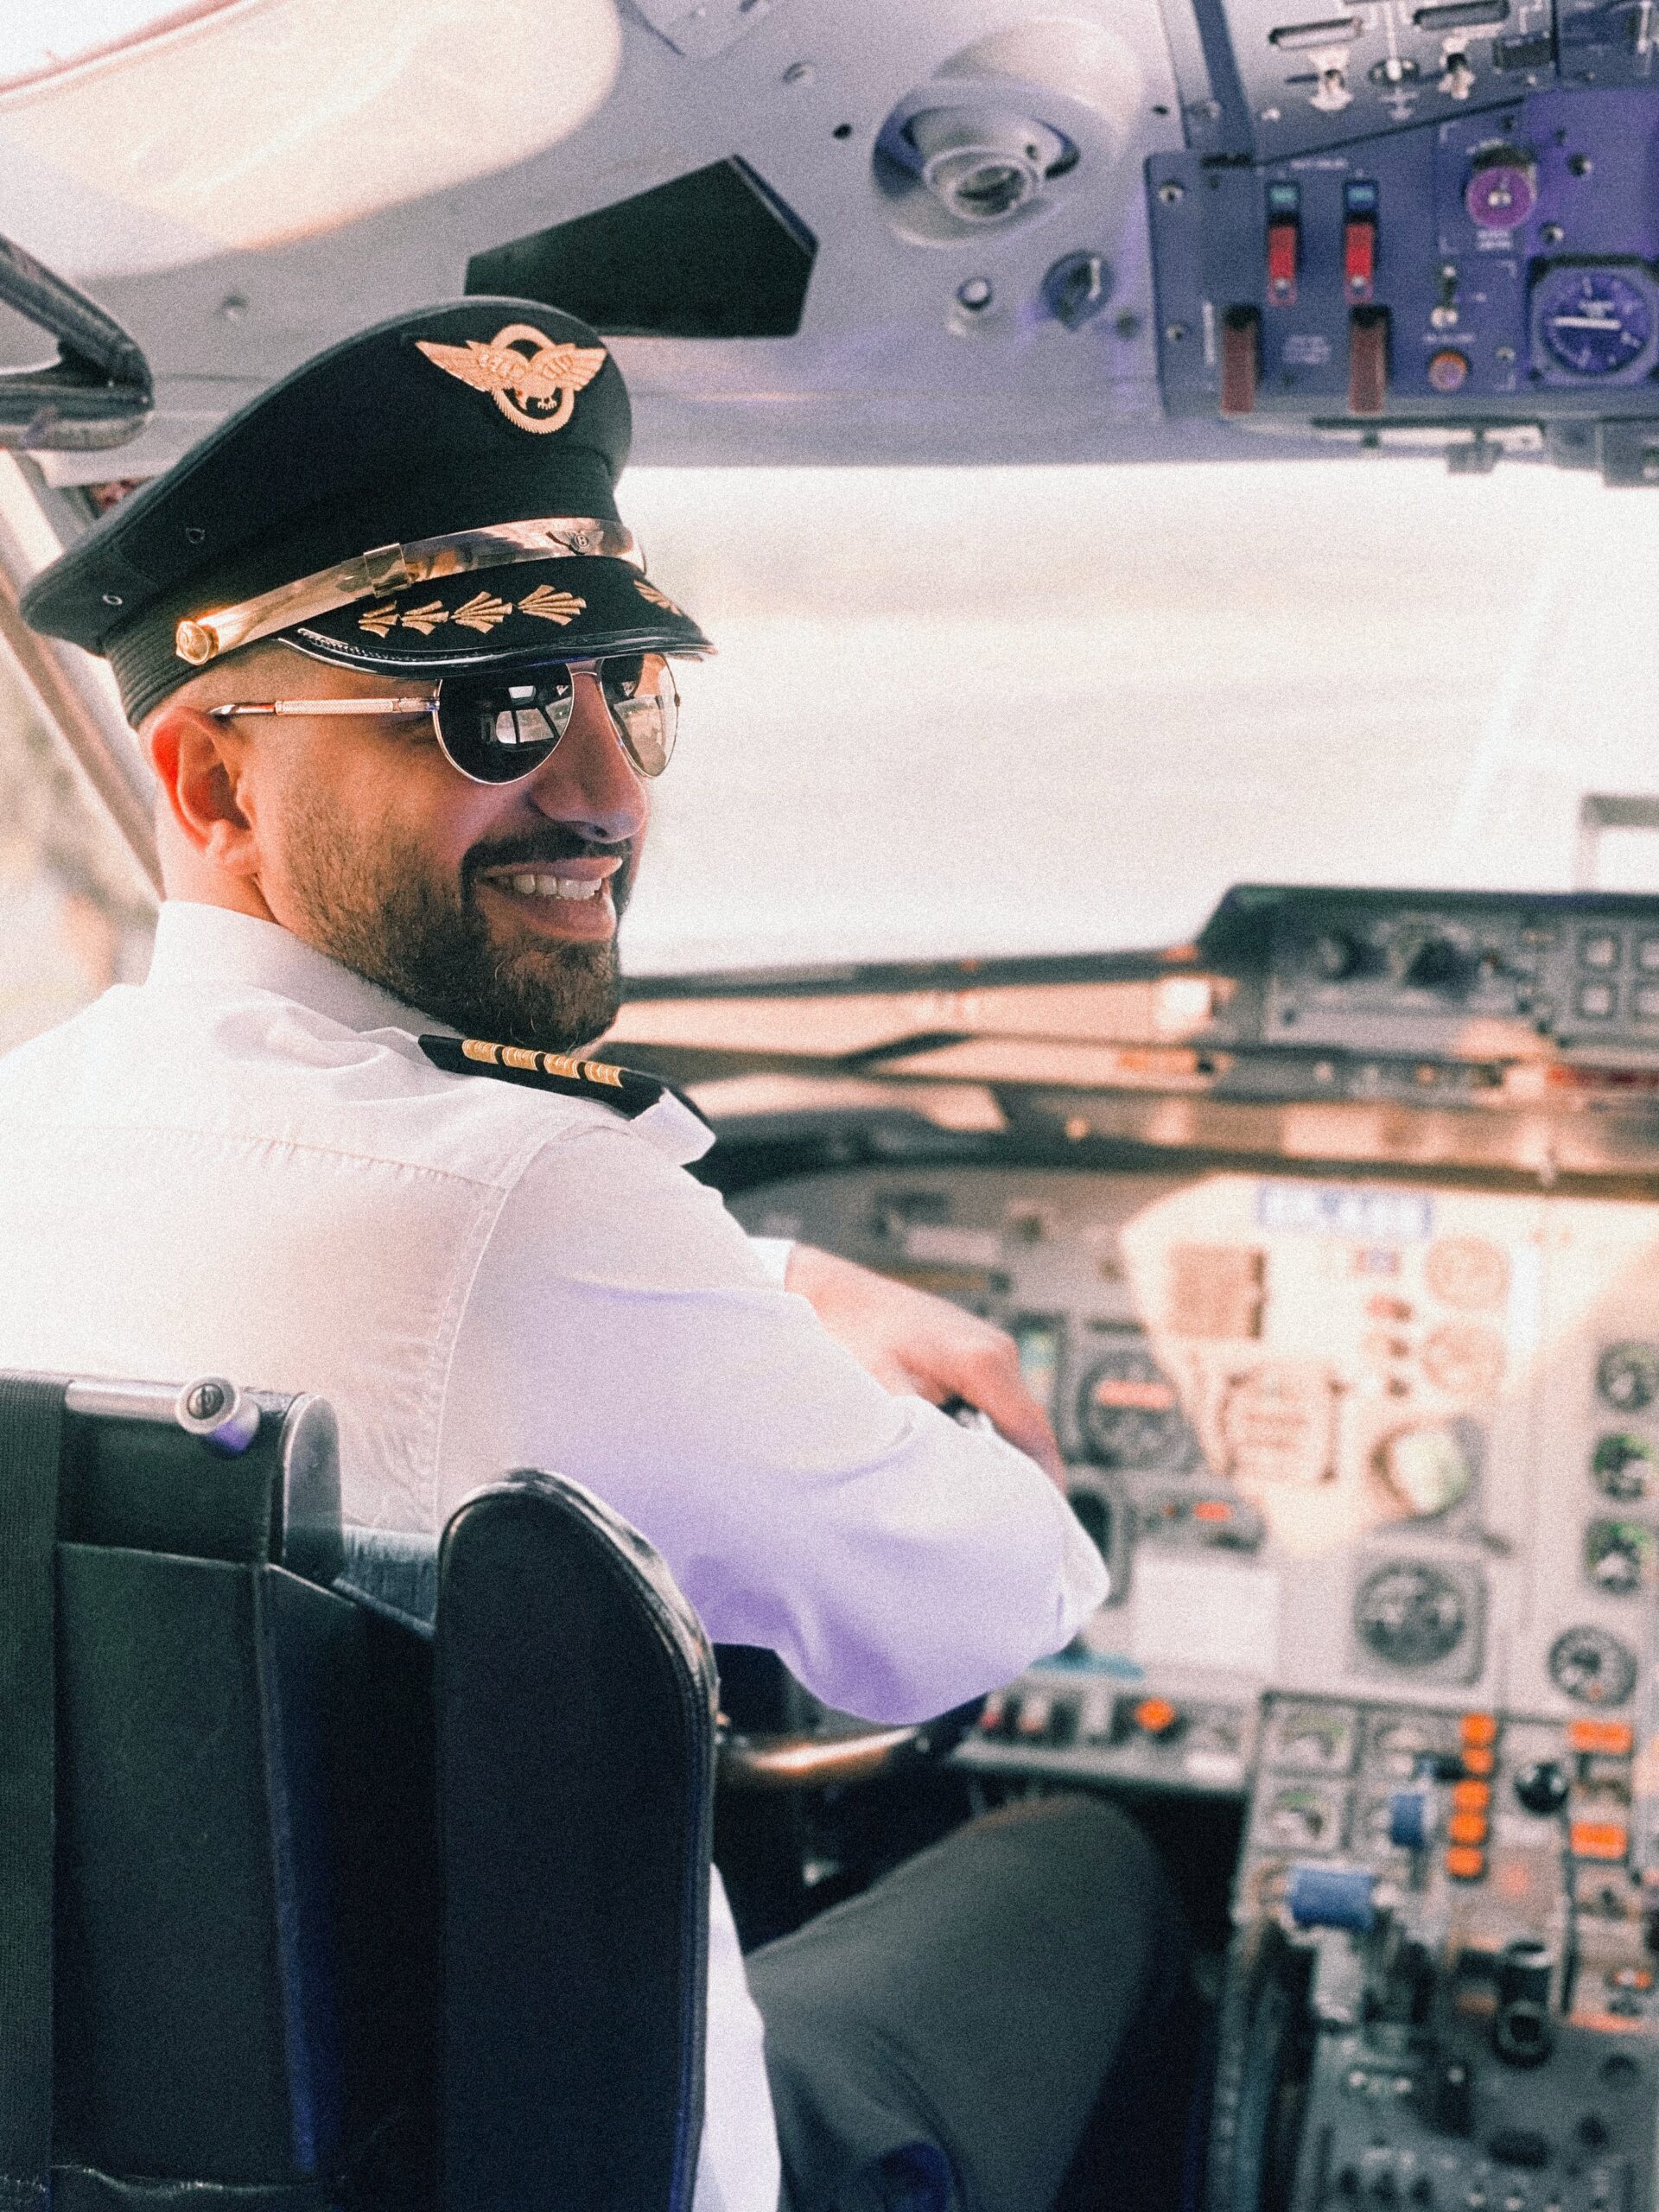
[63, 1374, 261, 1456]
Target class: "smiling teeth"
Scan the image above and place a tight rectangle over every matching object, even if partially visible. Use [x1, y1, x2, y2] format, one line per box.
[503, 871, 604, 901]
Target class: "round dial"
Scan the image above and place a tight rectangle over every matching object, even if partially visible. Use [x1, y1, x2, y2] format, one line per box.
[1465, 150, 1537, 231]
[1592, 1433, 1656, 1503]
[1598, 1342, 1659, 1414]
[1585, 1518, 1657, 1595]
[1075, 1344, 1189, 1471]
[1548, 1624, 1637, 1707]
[1533, 264, 1659, 381]
[1355, 1561, 1468, 1669]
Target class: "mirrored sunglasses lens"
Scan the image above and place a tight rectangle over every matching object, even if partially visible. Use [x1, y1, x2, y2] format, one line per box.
[435, 675, 574, 784]
[603, 654, 677, 779]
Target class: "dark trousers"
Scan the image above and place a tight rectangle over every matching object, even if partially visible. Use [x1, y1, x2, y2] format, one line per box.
[747, 1794, 1198, 2212]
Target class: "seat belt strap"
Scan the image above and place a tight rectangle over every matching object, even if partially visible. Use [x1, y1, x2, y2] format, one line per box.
[0, 1379, 63, 2212]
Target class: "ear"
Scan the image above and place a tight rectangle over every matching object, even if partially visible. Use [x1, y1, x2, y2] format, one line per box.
[145, 701, 263, 878]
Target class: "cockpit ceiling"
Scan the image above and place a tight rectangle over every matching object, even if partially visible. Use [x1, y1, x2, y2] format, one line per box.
[9, 0, 1659, 480]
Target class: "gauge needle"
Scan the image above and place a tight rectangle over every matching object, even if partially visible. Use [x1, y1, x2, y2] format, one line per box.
[1552, 315, 1624, 328]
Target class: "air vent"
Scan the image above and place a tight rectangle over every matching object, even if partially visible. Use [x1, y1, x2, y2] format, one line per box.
[466, 158, 815, 340]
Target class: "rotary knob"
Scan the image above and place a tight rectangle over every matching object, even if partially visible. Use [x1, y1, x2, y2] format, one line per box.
[1513, 1760, 1568, 1817]
[1465, 147, 1537, 232]
[1310, 929, 1363, 980]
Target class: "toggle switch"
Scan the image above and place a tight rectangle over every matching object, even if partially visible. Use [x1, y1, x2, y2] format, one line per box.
[1343, 181, 1378, 302]
[1349, 307, 1389, 416]
[1221, 308, 1261, 417]
[1267, 182, 1300, 307]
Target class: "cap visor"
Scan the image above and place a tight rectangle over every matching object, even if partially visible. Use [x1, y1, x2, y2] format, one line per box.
[282, 553, 710, 673]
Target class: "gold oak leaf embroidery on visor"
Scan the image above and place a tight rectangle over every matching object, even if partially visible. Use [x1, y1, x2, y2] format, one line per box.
[397, 600, 449, 636]
[358, 602, 398, 638]
[518, 586, 587, 626]
[634, 579, 682, 614]
[452, 590, 514, 634]
[414, 326, 609, 435]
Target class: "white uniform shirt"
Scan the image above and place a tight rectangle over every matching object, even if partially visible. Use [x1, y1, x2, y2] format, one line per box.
[0, 901, 1108, 2212]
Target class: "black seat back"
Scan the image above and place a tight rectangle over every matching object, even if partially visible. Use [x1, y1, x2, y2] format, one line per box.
[438, 1474, 718, 2212]
[0, 1374, 717, 2212]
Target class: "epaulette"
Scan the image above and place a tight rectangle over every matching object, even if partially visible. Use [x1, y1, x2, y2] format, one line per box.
[420, 1034, 686, 1122]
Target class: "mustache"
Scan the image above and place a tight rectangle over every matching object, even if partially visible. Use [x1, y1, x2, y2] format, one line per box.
[461, 832, 633, 888]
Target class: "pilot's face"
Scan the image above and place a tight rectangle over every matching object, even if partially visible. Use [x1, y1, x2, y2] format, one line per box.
[235, 645, 651, 1051]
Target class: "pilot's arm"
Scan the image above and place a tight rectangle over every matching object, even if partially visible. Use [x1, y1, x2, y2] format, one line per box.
[439, 1122, 1106, 1724]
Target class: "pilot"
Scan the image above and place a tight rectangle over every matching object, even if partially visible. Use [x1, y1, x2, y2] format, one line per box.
[3, 302, 1193, 2212]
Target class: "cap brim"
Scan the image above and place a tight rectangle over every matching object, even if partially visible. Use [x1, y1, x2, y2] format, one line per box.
[282, 553, 710, 674]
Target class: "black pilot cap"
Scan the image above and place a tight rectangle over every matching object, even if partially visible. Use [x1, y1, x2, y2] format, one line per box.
[20, 297, 712, 727]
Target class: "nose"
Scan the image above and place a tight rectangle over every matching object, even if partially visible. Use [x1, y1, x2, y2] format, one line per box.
[523, 667, 647, 844]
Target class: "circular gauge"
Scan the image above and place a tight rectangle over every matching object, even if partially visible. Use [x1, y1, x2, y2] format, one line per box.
[1585, 1518, 1657, 1595]
[1597, 1342, 1659, 1414]
[1592, 1433, 1656, 1503]
[1356, 1561, 1469, 1669]
[1376, 1422, 1478, 1520]
[1425, 1236, 1510, 1313]
[1075, 1344, 1188, 1471]
[1548, 1624, 1637, 1707]
[1421, 1322, 1505, 1399]
[1532, 264, 1659, 382]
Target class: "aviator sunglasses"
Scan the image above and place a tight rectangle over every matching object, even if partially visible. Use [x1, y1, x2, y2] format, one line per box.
[210, 652, 680, 784]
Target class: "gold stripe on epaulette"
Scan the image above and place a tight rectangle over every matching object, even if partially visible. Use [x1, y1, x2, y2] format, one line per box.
[503, 1046, 539, 1070]
[541, 1051, 582, 1078]
[583, 1061, 624, 1089]
[462, 1038, 500, 1064]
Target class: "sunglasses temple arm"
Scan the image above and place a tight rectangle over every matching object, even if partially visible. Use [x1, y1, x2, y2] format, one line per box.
[208, 699, 435, 720]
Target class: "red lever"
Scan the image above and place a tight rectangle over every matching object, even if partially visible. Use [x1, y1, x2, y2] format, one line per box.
[1220, 308, 1260, 417]
[1344, 216, 1376, 302]
[1267, 219, 1299, 307]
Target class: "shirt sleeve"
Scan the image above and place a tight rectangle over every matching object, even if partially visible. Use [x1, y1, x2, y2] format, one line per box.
[438, 1126, 1107, 1723]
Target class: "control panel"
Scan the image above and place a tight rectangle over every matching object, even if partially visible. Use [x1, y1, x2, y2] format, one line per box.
[730, 1162, 1659, 1805]
[1148, 66, 1659, 476]
[1219, 1694, 1659, 2212]
[1203, 886, 1659, 1059]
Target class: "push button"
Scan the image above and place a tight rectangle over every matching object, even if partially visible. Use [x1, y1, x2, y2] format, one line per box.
[1568, 1719, 1634, 1757]
[1570, 1820, 1629, 1861]
[1446, 1844, 1486, 1880]
[1448, 1811, 1490, 1847]
[1133, 1696, 1181, 1738]
[1452, 1778, 1492, 1813]
[1460, 1712, 1499, 1748]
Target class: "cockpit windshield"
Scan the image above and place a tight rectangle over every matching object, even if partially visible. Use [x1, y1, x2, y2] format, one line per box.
[620, 455, 1659, 975]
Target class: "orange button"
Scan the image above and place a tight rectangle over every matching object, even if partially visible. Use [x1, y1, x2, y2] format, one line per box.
[1448, 1811, 1489, 1847]
[1452, 1779, 1492, 1813]
[1568, 1719, 1635, 1758]
[1460, 1713, 1499, 1748]
[1134, 1697, 1179, 1738]
[1446, 1845, 1486, 1881]
[1192, 1499, 1233, 1523]
[1462, 1747, 1496, 1777]
[1570, 1821, 1630, 1862]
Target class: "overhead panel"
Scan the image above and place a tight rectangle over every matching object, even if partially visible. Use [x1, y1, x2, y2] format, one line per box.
[1226, 0, 1556, 161]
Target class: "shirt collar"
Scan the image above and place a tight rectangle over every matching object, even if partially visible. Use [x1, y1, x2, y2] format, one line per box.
[144, 901, 454, 1037]
[142, 901, 714, 1164]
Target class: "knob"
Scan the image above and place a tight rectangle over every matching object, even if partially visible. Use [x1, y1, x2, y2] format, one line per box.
[1493, 1999, 1553, 2069]
[1404, 937, 1471, 992]
[1514, 1762, 1569, 1817]
[1465, 148, 1537, 232]
[1311, 929, 1363, 980]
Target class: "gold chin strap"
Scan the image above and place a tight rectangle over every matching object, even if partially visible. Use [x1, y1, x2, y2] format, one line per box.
[172, 516, 642, 668]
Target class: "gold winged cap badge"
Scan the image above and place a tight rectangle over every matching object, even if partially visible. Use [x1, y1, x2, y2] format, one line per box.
[416, 323, 608, 435]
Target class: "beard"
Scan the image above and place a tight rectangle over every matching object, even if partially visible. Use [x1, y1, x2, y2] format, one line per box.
[280, 791, 632, 1052]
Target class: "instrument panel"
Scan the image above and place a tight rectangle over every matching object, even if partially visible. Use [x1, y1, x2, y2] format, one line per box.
[731, 1163, 1659, 1791]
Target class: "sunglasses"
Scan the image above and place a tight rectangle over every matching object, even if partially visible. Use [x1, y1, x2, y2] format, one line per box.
[210, 653, 679, 784]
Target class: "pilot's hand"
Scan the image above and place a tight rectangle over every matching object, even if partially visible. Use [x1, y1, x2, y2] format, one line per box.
[783, 1243, 1065, 1486]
